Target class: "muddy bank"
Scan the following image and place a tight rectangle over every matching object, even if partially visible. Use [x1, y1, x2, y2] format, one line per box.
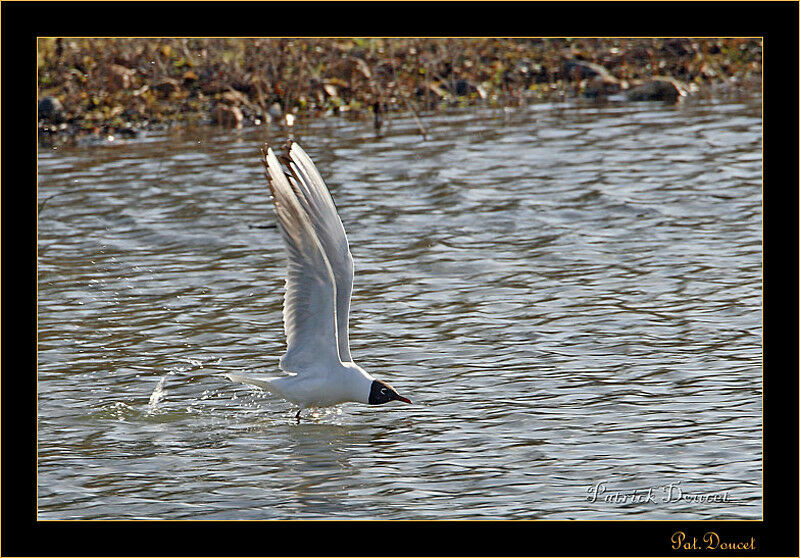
[38, 38, 762, 145]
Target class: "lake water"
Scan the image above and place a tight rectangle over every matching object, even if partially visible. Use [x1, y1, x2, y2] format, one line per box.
[37, 93, 762, 520]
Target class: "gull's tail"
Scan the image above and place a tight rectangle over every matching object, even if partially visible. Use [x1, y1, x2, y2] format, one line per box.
[222, 373, 278, 393]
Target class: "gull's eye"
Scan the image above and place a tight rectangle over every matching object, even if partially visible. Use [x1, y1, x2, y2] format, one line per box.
[380, 388, 387, 396]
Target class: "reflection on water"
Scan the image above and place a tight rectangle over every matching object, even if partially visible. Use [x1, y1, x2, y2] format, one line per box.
[38, 94, 762, 519]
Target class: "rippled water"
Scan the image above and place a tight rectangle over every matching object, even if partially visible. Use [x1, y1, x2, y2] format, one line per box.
[37, 94, 762, 520]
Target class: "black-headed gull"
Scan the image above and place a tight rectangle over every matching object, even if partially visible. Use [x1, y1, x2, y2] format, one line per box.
[225, 141, 411, 420]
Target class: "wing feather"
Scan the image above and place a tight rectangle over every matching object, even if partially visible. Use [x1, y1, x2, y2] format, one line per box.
[285, 142, 355, 362]
[264, 147, 342, 374]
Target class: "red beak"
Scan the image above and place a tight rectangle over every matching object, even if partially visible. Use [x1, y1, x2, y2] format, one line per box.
[396, 395, 412, 404]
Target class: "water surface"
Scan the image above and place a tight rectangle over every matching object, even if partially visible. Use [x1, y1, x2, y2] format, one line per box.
[38, 94, 762, 520]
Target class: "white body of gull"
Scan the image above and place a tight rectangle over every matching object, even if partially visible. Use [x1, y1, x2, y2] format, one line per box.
[225, 142, 411, 419]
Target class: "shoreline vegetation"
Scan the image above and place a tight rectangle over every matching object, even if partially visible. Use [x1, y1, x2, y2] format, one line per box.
[37, 38, 762, 145]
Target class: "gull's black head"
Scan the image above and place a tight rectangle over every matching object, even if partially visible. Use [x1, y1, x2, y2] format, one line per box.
[368, 379, 412, 405]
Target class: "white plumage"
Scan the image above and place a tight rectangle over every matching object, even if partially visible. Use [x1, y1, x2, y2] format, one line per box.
[225, 142, 410, 419]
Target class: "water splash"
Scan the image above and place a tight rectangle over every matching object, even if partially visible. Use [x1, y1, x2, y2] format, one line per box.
[148, 375, 168, 411]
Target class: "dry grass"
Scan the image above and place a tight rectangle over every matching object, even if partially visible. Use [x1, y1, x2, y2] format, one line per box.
[37, 38, 762, 139]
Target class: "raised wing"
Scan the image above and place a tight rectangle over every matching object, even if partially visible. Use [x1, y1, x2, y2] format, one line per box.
[282, 141, 355, 363]
[263, 147, 342, 374]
